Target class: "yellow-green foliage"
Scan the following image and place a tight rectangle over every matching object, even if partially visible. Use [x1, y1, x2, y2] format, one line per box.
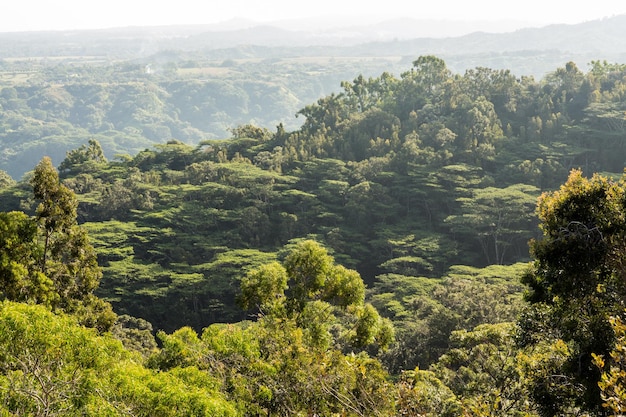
[0, 301, 237, 416]
[594, 316, 626, 415]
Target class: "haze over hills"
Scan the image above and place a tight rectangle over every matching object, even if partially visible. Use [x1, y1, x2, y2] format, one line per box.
[208, 16, 541, 40]
[1, 14, 625, 75]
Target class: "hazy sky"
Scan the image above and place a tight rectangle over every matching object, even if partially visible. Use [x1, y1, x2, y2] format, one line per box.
[3, 0, 626, 32]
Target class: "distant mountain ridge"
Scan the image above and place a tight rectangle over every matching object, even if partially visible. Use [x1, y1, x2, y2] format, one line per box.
[1, 15, 625, 60]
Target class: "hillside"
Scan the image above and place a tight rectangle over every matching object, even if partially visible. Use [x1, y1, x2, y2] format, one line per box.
[3, 54, 625, 332]
[1, 34, 626, 414]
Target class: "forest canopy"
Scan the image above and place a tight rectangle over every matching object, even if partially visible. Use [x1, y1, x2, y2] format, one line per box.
[2, 54, 626, 415]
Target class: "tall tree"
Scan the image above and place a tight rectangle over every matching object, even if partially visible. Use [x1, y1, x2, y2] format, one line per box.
[28, 157, 115, 330]
[519, 169, 626, 415]
[396, 55, 452, 117]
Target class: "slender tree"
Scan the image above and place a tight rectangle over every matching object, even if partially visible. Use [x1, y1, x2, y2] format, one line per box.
[28, 157, 115, 331]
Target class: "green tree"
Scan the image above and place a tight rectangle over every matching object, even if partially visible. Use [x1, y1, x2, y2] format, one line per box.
[374, 263, 527, 374]
[519, 169, 626, 415]
[544, 61, 586, 119]
[0, 211, 55, 305]
[238, 261, 288, 316]
[340, 73, 396, 114]
[58, 139, 107, 175]
[240, 240, 392, 351]
[149, 318, 396, 417]
[432, 323, 536, 416]
[444, 184, 539, 265]
[0, 170, 15, 188]
[0, 301, 237, 417]
[0, 301, 119, 416]
[396, 55, 451, 116]
[453, 96, 503, 165]
[30, 157, 115, 331]
[396, 368, 462, 417]
[111, 314, 158, 357]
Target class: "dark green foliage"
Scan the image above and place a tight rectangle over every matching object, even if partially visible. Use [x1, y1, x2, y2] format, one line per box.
[520, 170, 626, 415]
[111, 314, 158, 357]
[3, 49, 626, 415]
[4, 56, 626, 413]
[0, 211, 49, 303]
[58, 139, 107, 175]
[1, 56, 624, 337]
[372, 263, 527, 373]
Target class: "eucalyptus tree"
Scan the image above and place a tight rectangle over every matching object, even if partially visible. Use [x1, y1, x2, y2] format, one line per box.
[0, 157, 115, 331]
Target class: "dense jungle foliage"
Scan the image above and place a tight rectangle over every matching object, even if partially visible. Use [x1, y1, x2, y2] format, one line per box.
[3, 54, 626, 415]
